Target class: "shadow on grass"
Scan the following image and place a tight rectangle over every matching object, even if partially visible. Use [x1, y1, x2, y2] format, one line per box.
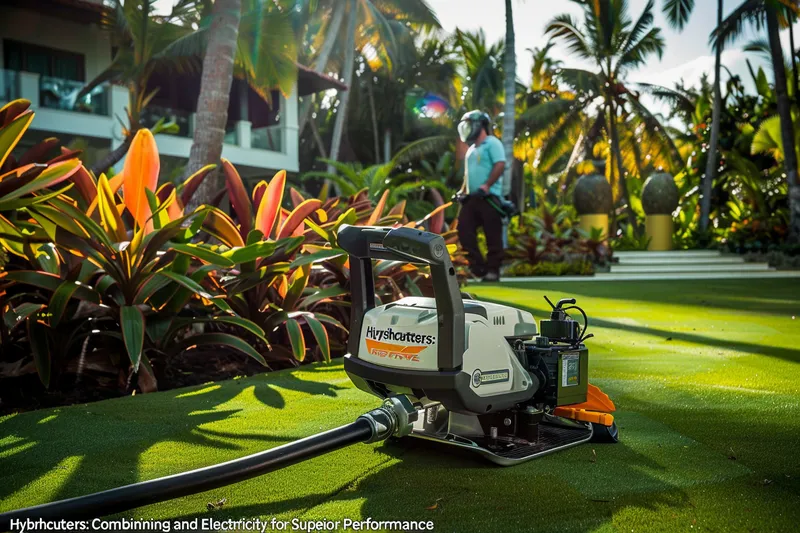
[149, 437, 706, 533]
[477, 297, 800, 365]
[0, 372, 344, 509]
[487, 278, 800, 317]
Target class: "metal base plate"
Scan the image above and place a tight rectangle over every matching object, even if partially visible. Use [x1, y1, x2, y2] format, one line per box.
[409, 418, 593, 466]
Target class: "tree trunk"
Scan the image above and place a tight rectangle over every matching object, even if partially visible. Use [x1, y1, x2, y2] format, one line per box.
[327, 0, 357, 173]
[700, 0, 723, 234]
[608, 101, 638, 232]
[790, 16, 799, 107]
[384, 128, 392, 163]
[766, 5, 800, 242]
[298, 3, 347, 135]
[309, 117, 328, 160]
[502, 0, 516, 200]
[366, 77, 381, 164]
[91, 134, 134, 176]
[185, 0, 242, 212]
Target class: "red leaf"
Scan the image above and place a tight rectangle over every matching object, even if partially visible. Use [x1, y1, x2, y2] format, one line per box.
[222, 159, 252, 237]
[70, 164, 97, 205]
[255, 170, 286, 238]
[367, 190, 390, 226]
[278, 199, 322, 239]
[289, 187, 305, 208]
[122, 129, 160, 229]
[181, 163, 216, 206]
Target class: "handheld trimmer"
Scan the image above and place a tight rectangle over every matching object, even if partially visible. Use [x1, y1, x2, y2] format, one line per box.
[0, 225, 617, 529]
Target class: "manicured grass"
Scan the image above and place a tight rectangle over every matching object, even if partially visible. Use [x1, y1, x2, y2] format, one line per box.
[2, 279, 799, 532]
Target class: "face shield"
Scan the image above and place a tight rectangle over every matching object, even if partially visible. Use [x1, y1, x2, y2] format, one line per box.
[458, 119, 478, 144]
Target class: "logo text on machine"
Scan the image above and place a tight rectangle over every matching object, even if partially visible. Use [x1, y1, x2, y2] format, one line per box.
[363, 327, 434, 363]
[365, 327, 435, 345]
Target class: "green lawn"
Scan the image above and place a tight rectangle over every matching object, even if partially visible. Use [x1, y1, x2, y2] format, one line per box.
[2, 279, 799, 532]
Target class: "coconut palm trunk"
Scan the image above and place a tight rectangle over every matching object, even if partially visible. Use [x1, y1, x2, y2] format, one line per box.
[700, 0, 724, 234]
[298, 3, 346, 134]
[789, 14, 799, 107]
[327, 0, 357, 173]
[503, 0, 517, 205]
[185, 0, 242, 211]
[608, 100, 638, 232]
[765, 3, 800, 241]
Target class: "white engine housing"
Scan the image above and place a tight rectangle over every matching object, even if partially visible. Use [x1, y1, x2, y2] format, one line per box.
[358, 297, 538, 399]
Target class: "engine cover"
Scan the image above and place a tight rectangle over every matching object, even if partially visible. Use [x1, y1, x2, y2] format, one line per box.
[354, 297, 538, 405]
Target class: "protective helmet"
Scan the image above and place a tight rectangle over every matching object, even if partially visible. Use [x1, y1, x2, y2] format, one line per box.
[457, 110, 492, 144]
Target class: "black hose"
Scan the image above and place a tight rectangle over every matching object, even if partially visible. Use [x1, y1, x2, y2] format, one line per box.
[0, 418, 374, 529]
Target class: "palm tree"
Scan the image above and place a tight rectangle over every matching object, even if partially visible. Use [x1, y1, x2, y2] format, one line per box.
[179, 0, 298, 210]
[345, 33, 459, 165]
[529, 0, 679, 229]
[714, 0, 800, 241]
[76, 0, 197, 175]
[185, 0, 241, 211]
[664, 0, 724, 235]
[295, 0, 439, 173]
[502, 0, 517, 201]
[455, 30, 506, 116]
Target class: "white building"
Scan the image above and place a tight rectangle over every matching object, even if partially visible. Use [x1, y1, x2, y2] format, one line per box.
[0, 0, 344, 178]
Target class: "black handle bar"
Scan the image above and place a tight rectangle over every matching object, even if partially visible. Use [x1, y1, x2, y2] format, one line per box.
[337, 225, 465, 370]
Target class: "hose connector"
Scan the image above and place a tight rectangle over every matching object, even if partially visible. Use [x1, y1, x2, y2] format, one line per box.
[358, 395, 418, 443]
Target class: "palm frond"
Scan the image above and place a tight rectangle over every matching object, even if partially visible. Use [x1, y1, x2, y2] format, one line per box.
[662, 0, 695, 30]
[391, 135, 454, 167]
[545, 14, 593, 60]
[711, 0, 764, 50]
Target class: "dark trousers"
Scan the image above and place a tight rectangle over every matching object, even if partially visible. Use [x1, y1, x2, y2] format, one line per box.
[457, 195, 504, 275]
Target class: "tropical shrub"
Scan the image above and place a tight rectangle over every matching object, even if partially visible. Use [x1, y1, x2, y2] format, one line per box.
[505, 202, 611, 276]
[1, 129, 271, 393]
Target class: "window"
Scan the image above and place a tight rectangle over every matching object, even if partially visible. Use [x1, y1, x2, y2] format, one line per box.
[3, 39, 85, 81]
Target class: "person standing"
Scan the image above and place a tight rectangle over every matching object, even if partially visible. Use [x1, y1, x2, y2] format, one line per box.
[456, 110, 506, 282]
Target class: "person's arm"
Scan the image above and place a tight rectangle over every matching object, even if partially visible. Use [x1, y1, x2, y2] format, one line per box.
[479, 139, 506, 193]
[479, 161, 505, 192]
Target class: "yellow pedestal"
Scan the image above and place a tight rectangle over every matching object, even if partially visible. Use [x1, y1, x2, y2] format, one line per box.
[645, 214, 673, 251]
[579, 214, 609, 239]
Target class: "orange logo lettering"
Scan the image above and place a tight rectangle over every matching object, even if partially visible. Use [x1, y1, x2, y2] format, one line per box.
[365, 339, 427, 362]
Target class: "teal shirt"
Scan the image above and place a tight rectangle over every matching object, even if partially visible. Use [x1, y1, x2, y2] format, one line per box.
[466, 135, 505, 196]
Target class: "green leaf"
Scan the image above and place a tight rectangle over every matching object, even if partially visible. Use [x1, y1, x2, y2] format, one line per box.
[313, 312, 348, 332]
[0, 159, 81, 206]
[2, 270, 100, 303]
[48, 280, 82, 327]
[305, 315, 330, 362]
[27, 316, 51, 388]
[5, 302, 44, 331]
[300, 285, 349, 309]
[222, 241, 278, 263]
[172, 243, 235, 267]
[172, 332, 267, 366]
[404, 275, 423, 297]
[121, 306, 145, 371]
[0, 111, 34, 169]
[285, 318, 306, 361]
[0, 183, 73, 211]
[157, 270, 232, 313]
[289, 248, 344, 268]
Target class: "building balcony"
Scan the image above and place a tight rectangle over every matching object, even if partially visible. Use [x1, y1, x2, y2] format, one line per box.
[0, 69, 299, 174]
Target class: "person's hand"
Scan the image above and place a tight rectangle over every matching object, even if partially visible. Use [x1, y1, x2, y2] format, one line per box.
[479, 183, 490, 193]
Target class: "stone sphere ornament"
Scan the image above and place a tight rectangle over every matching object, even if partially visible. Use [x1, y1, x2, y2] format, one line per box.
[573, 173, 613, 215]
[641, 172, 679, 215]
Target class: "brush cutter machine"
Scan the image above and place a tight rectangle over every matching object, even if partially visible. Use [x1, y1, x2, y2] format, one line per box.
[0, 225, 616, 528]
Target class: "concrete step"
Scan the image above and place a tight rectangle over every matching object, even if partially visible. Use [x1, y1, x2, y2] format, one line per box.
[492, 270, 800, 283]
[609, 263, 772, 273]
[616, 256, 745, 266]
[614, 250, 722, 260]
